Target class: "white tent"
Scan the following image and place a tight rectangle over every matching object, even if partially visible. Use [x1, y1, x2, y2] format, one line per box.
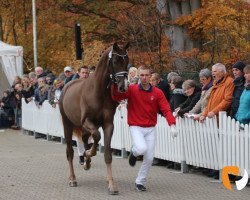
[0, 41, 23, 97]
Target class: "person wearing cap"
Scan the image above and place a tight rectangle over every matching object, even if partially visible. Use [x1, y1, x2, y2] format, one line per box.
[231, 61, 246, 119]
[64, 66, 75, 85]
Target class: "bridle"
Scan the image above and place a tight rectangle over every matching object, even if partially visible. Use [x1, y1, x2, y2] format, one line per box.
[108, 49, 128, 83]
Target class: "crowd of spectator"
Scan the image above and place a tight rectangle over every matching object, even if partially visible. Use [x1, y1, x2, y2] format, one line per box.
[0, 65, 96, 129]
[1, 61, 249, 128]
[0, 61, 249, 180]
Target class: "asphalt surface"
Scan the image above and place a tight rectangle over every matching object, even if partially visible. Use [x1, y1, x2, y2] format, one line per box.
[0, 129, 249, 200]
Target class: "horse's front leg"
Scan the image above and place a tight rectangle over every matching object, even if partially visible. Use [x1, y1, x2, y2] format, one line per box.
[63, 123, 77, 187]
[103, 123, 118, 195]
[82, 132, 92, 170]
[83, 119, 100, 158]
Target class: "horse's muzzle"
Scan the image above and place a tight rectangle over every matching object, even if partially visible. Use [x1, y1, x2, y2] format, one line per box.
[118, 86, 126, 93]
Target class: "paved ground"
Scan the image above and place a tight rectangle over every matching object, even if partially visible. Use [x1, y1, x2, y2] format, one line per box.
[0, 129, 249, 200]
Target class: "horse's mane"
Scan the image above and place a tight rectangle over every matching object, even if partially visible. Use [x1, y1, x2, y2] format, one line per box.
[95, 46, 112, 71]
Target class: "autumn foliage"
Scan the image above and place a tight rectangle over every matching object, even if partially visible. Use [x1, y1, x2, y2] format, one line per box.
[0, 0, 249, 75]
[175, 0, 250, 68]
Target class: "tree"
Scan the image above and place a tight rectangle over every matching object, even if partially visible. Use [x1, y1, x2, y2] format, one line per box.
[61, 0, 173, 73]
[1, 0, 249, 75]
[175, 0, 250, 67]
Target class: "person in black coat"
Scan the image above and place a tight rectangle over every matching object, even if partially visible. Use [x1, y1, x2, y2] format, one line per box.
[169, 76, 187, 112]
[150, 73, 171, 101]
[0, 90, 12, 110]
[175, 80, 201, 117]
[0, 90, 15, 127]
[231, 61, 246, 119]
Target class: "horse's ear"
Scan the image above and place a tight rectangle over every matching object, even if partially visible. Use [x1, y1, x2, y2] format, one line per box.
[124, 42, 130, 50]
[113, 42, 120, 52]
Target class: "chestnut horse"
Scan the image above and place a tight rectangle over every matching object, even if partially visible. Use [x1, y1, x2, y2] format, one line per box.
[59, 43, 129, 194]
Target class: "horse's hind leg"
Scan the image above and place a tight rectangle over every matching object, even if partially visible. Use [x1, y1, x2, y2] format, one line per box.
[103, 123, 118, 195]
[62, 117, 77, 187]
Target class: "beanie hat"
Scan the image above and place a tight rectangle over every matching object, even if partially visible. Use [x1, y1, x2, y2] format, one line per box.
[232, 61, 246, 72]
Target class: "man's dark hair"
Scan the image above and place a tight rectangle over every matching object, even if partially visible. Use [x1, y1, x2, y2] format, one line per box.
[77, 66, 89, 73]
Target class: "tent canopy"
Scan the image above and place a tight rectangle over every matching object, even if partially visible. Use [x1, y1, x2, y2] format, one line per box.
[0, 41, 23, 57]
[0, 41, 23, 97]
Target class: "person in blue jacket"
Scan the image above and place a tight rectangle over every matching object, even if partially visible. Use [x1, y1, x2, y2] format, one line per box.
[235, 65, 250, 125]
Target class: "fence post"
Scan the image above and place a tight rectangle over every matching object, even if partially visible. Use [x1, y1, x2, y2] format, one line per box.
[34, 131, 38, 139]
[99, 143, 104, 153]
[179, 118, 188, 173]
[181, 161, 188, 173]
[61, 137, 65, 144]
[121, 148, 127, 158]
[120, 107, 128, 158]
[218, 111, 227, 182]
[21, 128, 26, 135]
[47, 133, 51, 141]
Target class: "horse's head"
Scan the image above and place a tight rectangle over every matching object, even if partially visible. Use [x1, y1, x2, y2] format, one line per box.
[108, 42, 129, 93]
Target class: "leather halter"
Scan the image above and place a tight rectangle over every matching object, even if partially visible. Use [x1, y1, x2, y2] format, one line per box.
[108, 49, 128, 83]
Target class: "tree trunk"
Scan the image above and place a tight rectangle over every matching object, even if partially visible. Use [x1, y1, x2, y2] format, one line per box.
[23, 0, 28, 33]
[157, 0, 201, 71]
[190, 0, 201, 11]
[12, 19, 17, 45]
[0, 15, 3, 41]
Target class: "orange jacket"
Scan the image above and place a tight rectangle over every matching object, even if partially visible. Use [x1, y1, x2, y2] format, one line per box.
[202, 74, 234, 117]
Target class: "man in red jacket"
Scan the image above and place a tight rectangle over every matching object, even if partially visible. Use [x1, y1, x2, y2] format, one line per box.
[112, 66, 177, 191]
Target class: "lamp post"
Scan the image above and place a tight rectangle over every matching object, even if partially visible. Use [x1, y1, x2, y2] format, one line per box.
[32, 0, 37, 69]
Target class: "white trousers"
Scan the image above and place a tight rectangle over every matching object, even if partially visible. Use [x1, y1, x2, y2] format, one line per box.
[129, 126, 156, 186]
[76, 136, 94, 156]
[76, 139, 84, 156]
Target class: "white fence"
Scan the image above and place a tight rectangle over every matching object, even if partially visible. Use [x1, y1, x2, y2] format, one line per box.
[22, 99, 250, 176]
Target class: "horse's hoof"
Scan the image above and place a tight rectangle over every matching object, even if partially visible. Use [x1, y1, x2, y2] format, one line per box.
[108, 188, 119, 195]
[69, 180, 77, 187]
[83, 162, 91, 170]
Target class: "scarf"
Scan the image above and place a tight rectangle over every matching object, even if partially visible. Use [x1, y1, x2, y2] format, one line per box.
[245, 82, 250, 90]
[202, 81, 213, 91]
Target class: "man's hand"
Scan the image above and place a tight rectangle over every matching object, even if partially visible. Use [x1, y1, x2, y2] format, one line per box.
[27, 97, 33, 102]
[193, 114, 200, 121]
[207, 112, 215, 118]
[199, 115, 206, 122]
[175, 107, 180, 113]
[170, 125, 178, 138]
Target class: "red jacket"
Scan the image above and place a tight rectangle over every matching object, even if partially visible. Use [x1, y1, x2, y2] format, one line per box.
[112, 84, 176, 127]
